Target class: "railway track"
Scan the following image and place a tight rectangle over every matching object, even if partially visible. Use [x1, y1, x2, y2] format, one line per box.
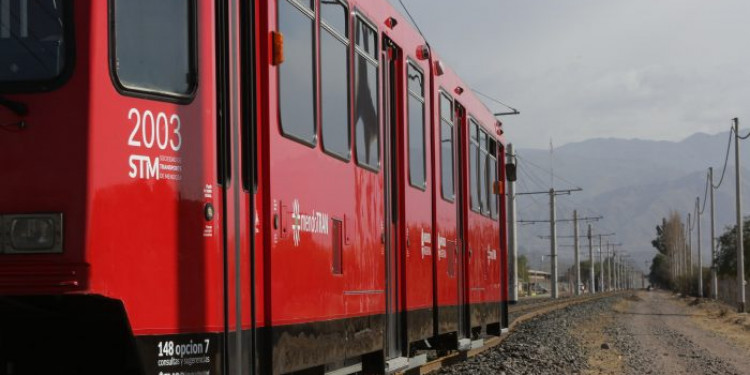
[396, 292, 623, 375]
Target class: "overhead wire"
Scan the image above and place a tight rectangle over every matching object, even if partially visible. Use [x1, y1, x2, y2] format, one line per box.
[516, 153, 581, 190]
[698, 171, 709, 215]
[397, 0, 429, 47]
[712, 127, 734, 189]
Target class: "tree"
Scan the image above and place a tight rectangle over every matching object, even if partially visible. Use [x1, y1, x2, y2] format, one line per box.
[715, 217, 750, 279]
[649, 253, 671, 288]
[518, 254, 530, 284]
[649, 211, 685, 290]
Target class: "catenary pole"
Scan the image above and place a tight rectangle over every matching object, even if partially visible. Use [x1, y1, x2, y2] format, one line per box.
[507, 144, 518, 303]
[734, 117, 745, 312]
[588, 224, 594, 294]
[573, 210, 581, 296]
[710, 167, 718, 299]
[697, 197, 703, 298]
[607, 245, 617, 290]
[599, 235, 604, 292]
[550, 189, 558, 299]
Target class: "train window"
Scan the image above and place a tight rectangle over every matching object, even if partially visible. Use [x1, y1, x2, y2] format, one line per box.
[0, 0, 73, 91]
[112, 0, 197, 100]
[355, 16, 377, 60]
[489, 139, 499, 219]
[354, 17, 379, 170]
[407, 63, 425, 188]
[321, 0, 346, 35]
[440, 93, 454, 201]
[469, 119, 480, 212]
[479, 129, 488, 215]
[320, 0, 350, 159]
[278, 0, 316, 144]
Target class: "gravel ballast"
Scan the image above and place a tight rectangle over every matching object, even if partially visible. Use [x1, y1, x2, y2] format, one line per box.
[437, 297, 619, 375]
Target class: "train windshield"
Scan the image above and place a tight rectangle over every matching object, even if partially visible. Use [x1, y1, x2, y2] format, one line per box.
[0, 0, 69, 87]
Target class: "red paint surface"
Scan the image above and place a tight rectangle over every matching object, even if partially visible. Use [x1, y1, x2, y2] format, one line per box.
[0, 0, 508, 364]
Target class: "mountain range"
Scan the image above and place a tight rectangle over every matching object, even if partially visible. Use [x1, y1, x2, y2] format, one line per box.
[516, 130, 750, 274]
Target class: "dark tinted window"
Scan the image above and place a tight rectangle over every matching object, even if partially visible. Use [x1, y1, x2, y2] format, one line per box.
[278, 0, 316, 143]
[321, 0, 346, 34]
[407, 63, 425, 188]
[469, 119, 479, 211]
[354, 17, 378, 169]
[0, 0, 69, 86]
[479, 129, 488, 214]
[113, 0, 196, 98]
[440, 93, 454, 201]
[489, 143, 498, 219]
[320, 0, 349, 158]
[355, 17, 377, 59]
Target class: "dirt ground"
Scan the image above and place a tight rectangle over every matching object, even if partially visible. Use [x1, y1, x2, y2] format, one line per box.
[573, 290, 750, 375]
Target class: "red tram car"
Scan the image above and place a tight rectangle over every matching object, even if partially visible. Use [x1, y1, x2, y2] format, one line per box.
[0, 1, 511, 374]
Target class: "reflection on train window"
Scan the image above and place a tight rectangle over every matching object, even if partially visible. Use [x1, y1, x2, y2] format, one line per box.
[0, 0, 70, 87]
[320, 0, 349, 159]
[489, 139, 498, 219]
[479, 129, 488, 215]
[407, 62, 425, 188]
[440, 93, 454, 201]
[113, 0, 197, 98]
[469, 119, 480, 212]
[278, 0, 316, 144]
[354, 17, 379, 170]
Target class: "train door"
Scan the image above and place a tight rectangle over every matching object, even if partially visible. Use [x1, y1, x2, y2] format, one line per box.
[454, 102, 470, 345]
[217, 0, 256, 374]
[382, 36, 407, 369]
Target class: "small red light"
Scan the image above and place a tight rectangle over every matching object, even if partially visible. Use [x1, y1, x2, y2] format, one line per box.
[416, 45, 430, 60]
[496, 121, 504, 136]
[455, 86, 464, 95]
[385, 17, 398, 29]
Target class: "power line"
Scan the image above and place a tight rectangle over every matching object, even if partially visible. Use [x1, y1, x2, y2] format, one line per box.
[397, 0, 429, 48]
[698, 171, 709, 215]
[713, 126, 734, 189]
[516, 153, 581, 190]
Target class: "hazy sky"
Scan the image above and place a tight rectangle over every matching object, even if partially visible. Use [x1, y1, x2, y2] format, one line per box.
[388, 0, 750, 149]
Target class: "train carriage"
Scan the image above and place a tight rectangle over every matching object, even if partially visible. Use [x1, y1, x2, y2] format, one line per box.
[0, 1, 510, 374]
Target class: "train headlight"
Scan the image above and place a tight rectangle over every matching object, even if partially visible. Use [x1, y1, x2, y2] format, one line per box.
[2, 214, 63, 254]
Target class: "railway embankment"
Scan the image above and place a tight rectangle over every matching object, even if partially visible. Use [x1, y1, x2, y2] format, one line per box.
[434, 291, 750, 375]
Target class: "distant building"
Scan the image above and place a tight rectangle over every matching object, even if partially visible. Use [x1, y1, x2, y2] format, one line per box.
[524, 269, 551, 296]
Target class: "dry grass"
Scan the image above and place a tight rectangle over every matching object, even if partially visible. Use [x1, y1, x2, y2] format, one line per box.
[679, 297, 750, 352]
[571, 302, 627, 375]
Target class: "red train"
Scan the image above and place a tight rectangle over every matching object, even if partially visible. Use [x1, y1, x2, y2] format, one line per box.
[0, 1, 511, 374]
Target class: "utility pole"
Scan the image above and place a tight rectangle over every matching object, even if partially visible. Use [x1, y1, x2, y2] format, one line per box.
[550, 189, 558, 299]
[734, 117, 746, 313]
[697, 197, 703, 298]
[588, 225, 594, 294]
[573, 210, 581, 296]
[517, 188, 584, 299]
[599, 235, 604, 292]
[612, 245, 617, 290]
[686, 213, 693, 284]
[710, 167, 718, 299]
[507, 144, 518, 303]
